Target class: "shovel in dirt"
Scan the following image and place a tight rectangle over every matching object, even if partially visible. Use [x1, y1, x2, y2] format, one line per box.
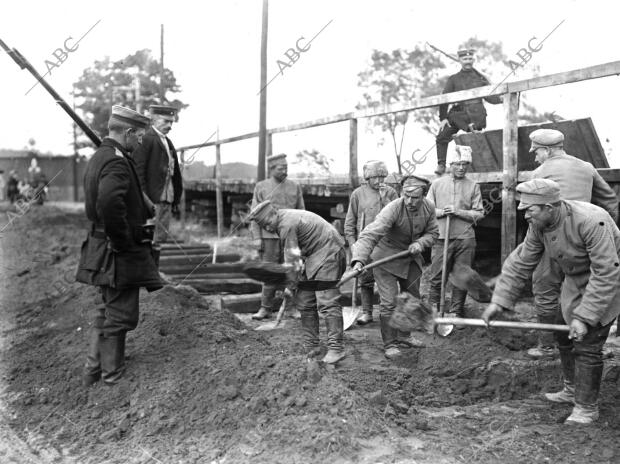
[342, 277, 361, 331]
[434, 317, 569, 332]
[436, 215, 454, 337]
[255, 292, 291, 331]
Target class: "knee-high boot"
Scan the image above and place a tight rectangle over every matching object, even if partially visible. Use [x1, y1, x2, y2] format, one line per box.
[101, 332, 127, 386]
[82, 318, 104, 386]
[323, 316, 345, 364]
[299, 310, 320, 355]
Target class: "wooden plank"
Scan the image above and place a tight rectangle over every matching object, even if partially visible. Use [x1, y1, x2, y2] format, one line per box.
[159, 253, 241, 266]
[501, 93, 519, 264]
[183, 278, 262, 294]
[159, 262, 249, 275]
[215, 143, 224, 238]
[349, 118, 358, 189]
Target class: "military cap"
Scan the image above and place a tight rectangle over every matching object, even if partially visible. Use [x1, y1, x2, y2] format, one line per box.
[363, 160, 388, 179]
[149, 104, 178, 122]
[247, 200, 277, 223]
[109, 105, 150, 129]
[529, 129, 564, 152]
[267, 153, 287, 167]
[401, 174, 430, 194]
[457, 48, 475, 58]
[447, 145, 472, 164]
[516, 178, 561, 210]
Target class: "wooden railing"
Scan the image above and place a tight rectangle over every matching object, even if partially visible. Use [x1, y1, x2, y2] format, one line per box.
[179, 61, 620, 259]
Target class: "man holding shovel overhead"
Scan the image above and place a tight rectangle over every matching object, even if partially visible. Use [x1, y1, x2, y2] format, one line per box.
[427, 145, 483, 323]
[247, 200, 347, 364]
[344, 160, 398, 325]
[351, 175, 439, 359]
[482, 178, 620, 425]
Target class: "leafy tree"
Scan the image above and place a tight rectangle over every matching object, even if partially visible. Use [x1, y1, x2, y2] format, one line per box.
[357, 38, 553, 171]
[73, 49, 187, 143]
[291, 149, 333, 178]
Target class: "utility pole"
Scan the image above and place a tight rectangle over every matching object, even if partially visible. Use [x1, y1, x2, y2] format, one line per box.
[257, 0, 268, 181]
[160, 24, 165, 103]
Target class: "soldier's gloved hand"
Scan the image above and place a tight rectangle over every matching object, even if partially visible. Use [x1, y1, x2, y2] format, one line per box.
[408, 242, 422, 256]
[439, 119, 450, 131]
[481, 303, 503, 326]
[569, 319, 588, 342]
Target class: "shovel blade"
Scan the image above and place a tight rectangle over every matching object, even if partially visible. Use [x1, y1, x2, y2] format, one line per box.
[343, 306, 362, 331]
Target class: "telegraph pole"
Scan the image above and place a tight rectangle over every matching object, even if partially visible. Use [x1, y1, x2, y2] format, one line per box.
[257, 0, 268, 181]
[160, 24, 165, 103]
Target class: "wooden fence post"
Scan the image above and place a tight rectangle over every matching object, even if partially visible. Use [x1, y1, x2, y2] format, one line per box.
[501, 92, 519, 263]
[349, 118, 358, 188]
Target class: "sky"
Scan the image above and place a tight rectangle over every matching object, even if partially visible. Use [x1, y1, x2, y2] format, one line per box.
[1, 0, 619, 177]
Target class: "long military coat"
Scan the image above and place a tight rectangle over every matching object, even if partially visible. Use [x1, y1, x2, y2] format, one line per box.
[533, 152, 618, 222]
[77, 137, 161, 290]
[351, 197, 439, 278]
[344, 184, 398, 245]
[492, 200, 620, 326]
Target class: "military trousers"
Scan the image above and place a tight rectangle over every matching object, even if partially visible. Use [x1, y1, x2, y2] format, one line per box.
[95, 285, 141, 337]
[435, 110, 487, 165]
[554, 310, 613, 407]
[373, 263, 422, 316]
[429, 238, 476, 314]
[533, 251, 564, 346]
[259, 238, 284, 312]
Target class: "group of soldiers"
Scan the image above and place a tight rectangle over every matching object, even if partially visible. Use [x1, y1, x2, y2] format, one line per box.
[246, 127, 619, 426]
[74, 47, 618, 427]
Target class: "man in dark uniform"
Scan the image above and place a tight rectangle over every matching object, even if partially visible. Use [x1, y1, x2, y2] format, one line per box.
[434, 49, 503, 175]
[133, 104, 183, 251]
[76, 105, 162, 386]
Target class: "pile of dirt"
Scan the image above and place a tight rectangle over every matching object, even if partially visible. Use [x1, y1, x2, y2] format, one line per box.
[1, 204, 619, 464]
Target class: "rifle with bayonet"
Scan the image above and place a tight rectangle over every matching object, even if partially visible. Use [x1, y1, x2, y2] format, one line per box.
[0, 37, 102, 147]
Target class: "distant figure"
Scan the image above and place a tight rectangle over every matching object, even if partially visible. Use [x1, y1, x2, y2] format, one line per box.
[0, 170, 5, 201]
[434, 48, 502, 175]
[7, 170, 19, 203]
[28, 158, 42, 186]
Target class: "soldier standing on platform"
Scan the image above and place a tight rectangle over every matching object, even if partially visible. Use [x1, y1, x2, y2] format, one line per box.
[250, 154, 305, 320]
[351, 175, 439, 359]
[76, 105, 162, 386]
[523, 128, 618, 359]
[426, 145, 483, 320]
[344, 160, 398, 324]
[434, 48, 502, 175]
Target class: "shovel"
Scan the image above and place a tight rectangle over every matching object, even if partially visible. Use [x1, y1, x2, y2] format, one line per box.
[255, 292, 290, 331]
[434, 317, 569, 332]
[338, 250, 411, 288]
[342, 277, 361, 330]
[436, 215, 454, 337]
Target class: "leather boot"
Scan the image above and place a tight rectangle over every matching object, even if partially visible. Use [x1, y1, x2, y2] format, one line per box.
[322, 315, 345, 364]
[566, 357, 603, 424]
[357, 287, 375, 325]
[82, 319, 104, 387]
[101, 332, 127, 385]
[380, 314, 400, 358]
[251, 307, 271, 320]
[299, 310, 320, 353]
[544, 344, 575, 402]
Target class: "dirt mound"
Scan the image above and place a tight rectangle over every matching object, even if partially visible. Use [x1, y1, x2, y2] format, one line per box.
[1, 204, 619, 464]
